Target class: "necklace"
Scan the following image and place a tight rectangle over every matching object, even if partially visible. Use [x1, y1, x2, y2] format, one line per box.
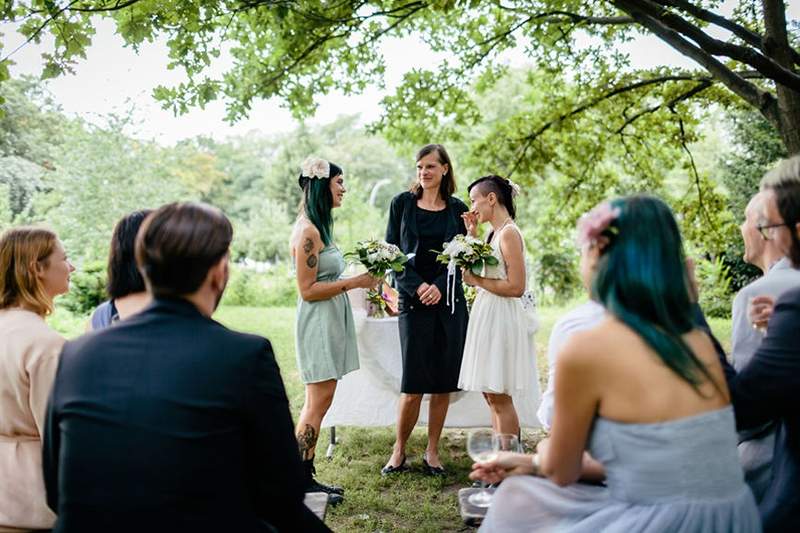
[490, 217, 514, 244]
[495, 216, 513, 233]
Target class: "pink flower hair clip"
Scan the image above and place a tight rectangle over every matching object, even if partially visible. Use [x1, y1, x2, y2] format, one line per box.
[577, 202, 621, 247]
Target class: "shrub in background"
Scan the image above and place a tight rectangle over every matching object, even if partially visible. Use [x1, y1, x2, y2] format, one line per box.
[697, 256, 733, 319]
[221, 263, 297, 307]
[61, 260, 107, 315]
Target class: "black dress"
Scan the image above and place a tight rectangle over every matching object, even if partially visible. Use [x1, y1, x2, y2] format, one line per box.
[385, 192, 469, 394]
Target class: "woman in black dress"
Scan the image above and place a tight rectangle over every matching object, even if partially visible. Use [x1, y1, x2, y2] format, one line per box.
[381, 144, 469, 476]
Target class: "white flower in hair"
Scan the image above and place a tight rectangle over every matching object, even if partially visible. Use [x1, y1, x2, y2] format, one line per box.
[507, 179, 521, 197]
[300, 157, 330, 179]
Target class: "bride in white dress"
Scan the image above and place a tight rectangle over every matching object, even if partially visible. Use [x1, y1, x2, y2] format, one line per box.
[458, 175, 540, 435]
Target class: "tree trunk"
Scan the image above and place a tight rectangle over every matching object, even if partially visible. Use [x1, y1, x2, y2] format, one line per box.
[763, 0, 800, 154]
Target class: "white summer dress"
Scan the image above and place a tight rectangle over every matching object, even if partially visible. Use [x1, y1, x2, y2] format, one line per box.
[457, 223, 540, 395]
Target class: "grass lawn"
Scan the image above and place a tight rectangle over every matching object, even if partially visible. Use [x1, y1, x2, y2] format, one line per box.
[50, 303, 733, 532]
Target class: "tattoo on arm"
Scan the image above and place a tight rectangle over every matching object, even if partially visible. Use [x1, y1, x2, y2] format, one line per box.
[303, 237, 314, 255]
[306, 254, 318, 269]
[297, 424, 318, 461]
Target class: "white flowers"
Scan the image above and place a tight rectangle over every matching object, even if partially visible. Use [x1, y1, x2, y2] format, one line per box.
[300, 157, 330, 179]
[436, 234, 499, 275]
[442, 235, 482, 258]
[346, 239, 407, 276]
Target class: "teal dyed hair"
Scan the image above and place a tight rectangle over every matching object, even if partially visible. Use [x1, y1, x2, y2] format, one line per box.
[299, 162, 341, 246]
[591, 195, 716, 392]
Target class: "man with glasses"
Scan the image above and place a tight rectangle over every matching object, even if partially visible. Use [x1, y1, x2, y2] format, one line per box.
[731, 190, 800, 502]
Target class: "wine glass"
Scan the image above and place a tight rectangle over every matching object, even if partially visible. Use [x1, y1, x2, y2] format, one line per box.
[467, 429, 498, 507]
[495, 433, 521, 454]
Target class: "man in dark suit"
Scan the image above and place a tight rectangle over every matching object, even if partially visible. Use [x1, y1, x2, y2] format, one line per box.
[696, 157, 800, 532]
[43, 202, 329, 533]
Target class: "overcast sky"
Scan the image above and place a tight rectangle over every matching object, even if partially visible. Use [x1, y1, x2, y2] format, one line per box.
[2, 3, 797, 145]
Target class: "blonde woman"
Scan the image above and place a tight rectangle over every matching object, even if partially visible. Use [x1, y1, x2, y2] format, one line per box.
[0, 227, 73, 532]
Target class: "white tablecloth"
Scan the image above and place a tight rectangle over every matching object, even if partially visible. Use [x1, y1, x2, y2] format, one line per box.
[322, 290, 541, 429]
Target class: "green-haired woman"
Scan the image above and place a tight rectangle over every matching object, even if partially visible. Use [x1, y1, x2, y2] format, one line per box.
[290, 157, 379, 505]
[471, 195, 760, 532]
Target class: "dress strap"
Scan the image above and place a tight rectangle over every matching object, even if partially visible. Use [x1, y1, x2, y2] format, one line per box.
[495, 222, 525, 251]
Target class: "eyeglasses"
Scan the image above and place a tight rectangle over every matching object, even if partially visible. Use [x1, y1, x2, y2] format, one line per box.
[757, 222, 789, 240]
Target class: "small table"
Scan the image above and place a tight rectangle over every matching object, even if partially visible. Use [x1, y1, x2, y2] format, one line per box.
[322, 296, 542, 456]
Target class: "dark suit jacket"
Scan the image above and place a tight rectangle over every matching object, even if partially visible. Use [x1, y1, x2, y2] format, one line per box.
[385, 191, 469, 299]
[43, 297, 329, 533]
[697, 287, 800, 531]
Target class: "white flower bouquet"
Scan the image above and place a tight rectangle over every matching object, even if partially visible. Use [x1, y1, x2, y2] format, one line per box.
[435, 234, 499, 313]
[345, 240, 407, 318]
[345, 239, 408, 277]
[435, 234, 498, 275]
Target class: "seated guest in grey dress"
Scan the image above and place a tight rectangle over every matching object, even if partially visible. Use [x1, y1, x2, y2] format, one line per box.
[471, 196, 760, 532]
[731, 191, 800, 502]
[89, 209, 152, 329]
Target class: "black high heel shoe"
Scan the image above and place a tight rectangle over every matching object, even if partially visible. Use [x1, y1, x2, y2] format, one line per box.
[422, 453, 446, 476]
[380, 455, 409, 476]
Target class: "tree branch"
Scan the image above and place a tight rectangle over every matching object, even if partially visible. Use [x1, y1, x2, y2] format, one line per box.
[507, 70, 762, 178]
[675, 110, 721, 239]
[613, 0, 781, 132]
[614, 79, 712, 134]
[497, 5, 634, 25]
[656, 0, 800, 67]
[529, 10, 634, 25]
[633, 0, 800, 90]
[68, 0, 142, 13]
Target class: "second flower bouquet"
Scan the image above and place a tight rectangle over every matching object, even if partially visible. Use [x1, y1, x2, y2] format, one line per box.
[345, 239, 407, 318]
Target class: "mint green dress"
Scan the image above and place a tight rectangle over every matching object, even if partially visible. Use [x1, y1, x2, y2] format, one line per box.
[295, 245, 359, 384]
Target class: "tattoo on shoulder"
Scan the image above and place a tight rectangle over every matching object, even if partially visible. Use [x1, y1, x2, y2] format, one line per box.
[306, 254, 318, 269]
[303, 237, 314, 254]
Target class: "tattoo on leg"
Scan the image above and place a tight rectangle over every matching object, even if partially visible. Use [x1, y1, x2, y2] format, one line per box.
[306, 254, 318, 268]
[297, 424, 318, 461]
[303, 237, 314, 254]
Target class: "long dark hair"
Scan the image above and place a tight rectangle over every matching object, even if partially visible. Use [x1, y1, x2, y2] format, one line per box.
[298, 162, 342, 247]
[592, 195, 719, 393]
[467, 175, 517, 219]
[107, 209, 153, 299]
[411, 144, 456, 199]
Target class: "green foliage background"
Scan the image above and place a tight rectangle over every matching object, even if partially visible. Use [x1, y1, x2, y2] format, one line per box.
[1, 70, 785, 316]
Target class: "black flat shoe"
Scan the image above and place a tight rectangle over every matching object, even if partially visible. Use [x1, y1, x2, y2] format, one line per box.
[327, 492, 344, 506]
[307, 477, 345, 496]
[380, 455, 409, 476]
[422, 454, 445, 476]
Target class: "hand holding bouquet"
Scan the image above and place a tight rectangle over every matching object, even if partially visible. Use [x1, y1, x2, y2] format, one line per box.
[435, 234, 498, 313]
[345, 239, 408, 277]
[436, 234, 498, 275]
[345, 239, 407, 318]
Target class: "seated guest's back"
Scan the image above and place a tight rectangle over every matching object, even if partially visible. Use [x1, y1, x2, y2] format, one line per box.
[43, 203, 329, 533]
[475, 196, 760, 532]
[89, 209, 152, 330]
[0, 227, 72, 532]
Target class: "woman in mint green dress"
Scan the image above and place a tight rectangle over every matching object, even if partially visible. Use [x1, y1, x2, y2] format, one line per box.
[290, 157, 379, 505]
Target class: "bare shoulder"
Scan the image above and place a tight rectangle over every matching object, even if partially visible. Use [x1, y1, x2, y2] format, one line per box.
[291, 220, 322, 252]
[498, 224, 524, 252]
[559, 317, 629, 368]
[683, 328, 722, 368]
[558, 321, 606, 367]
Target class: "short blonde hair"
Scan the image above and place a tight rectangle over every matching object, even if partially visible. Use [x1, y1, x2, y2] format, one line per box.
[0, 227, 58, 316]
